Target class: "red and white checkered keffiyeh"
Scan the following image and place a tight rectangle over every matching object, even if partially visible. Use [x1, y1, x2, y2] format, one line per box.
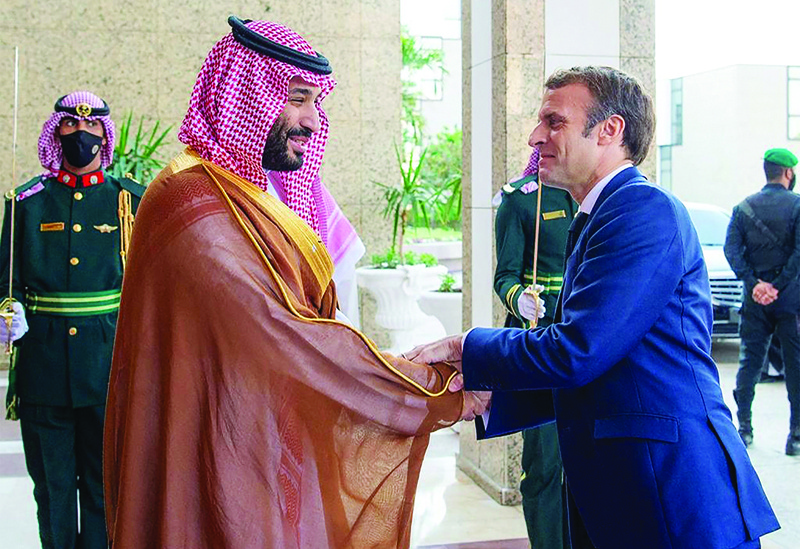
[179, 20, 336, 236]
[522, 147, 540, 177]
[37, 91, 116, 177]
[516, 147, 541, 194]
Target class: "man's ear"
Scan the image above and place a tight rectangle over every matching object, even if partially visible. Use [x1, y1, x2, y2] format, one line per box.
[597, 114, 625, 145]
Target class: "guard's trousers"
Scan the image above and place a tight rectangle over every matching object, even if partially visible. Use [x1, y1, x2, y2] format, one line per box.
[735, 302, 800, 429]
[521, 423, 570, 548]
[18, 402, 107, 549]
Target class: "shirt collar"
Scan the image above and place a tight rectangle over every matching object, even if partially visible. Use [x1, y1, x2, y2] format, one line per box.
[579, 163, 633, 214]
[56, 168, 105, 189]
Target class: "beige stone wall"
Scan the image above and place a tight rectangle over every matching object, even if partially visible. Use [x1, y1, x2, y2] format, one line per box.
[620, 0, 657, 180]
[0, 0, 399, 345]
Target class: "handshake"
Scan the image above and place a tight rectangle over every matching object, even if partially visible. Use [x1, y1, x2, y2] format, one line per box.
[402, 332, 489, 423]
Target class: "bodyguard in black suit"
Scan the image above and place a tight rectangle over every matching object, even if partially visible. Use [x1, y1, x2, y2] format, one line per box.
[724, 147, 800, 456]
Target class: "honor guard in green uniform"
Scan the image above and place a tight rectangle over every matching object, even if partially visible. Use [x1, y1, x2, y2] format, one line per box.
[0, 91, 144, 549]
[724, 147, 800, 456]
[494, 149, 577, 548]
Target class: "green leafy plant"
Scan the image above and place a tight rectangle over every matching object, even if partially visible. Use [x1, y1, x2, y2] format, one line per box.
[368, 30, 460, 268]
[374, 144, 439, 261]
[437, 273, 459, 292]
[420, 128, 462, 230]
[109, 111, 173, 184]
[369, 250, 438, 270]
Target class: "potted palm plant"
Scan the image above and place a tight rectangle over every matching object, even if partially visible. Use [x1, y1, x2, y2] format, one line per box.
[108, 112, 173, 184]
[405, 127, 463, 272]
[356, 144, 447, 354]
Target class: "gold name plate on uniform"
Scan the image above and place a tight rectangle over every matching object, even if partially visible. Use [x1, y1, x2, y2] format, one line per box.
[40, 222, 65, 232]
[542, 210, 567, 221]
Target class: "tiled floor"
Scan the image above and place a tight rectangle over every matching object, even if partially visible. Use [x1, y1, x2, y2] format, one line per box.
[1, 340, 798, 548]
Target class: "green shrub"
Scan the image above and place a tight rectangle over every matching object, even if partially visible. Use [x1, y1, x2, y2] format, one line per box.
[108, 112, 173, 184]
[370, 250, 439, 270]
[438, 273, 458, 292]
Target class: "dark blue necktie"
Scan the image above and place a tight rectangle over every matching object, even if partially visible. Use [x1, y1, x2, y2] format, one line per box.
[566, 211, 590, 258]
[555, 212, 590, 322]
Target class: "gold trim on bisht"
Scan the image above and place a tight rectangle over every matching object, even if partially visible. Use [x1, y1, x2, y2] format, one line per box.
[166, 149, 458, 398]
[169, 148, 334, 291]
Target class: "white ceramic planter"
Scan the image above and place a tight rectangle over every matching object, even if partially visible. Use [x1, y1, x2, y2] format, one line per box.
[356, 264, 448, 355]
[419, 290, 463, 336]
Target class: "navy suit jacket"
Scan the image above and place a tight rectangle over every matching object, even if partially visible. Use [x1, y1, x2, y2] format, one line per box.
[464, 167, 779, 549]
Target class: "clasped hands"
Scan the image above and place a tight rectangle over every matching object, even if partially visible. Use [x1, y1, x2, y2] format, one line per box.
[752, 280, 778, 306]
[403, 333, 490, 422]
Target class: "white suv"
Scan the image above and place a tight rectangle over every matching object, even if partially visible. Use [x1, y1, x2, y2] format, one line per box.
[685, 203, 743, 339]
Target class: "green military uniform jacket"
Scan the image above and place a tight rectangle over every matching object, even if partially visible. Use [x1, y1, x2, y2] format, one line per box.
[0, 171, 145, 408]
[494, 174, 577, 329]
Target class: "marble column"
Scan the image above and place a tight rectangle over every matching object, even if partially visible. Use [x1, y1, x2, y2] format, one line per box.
[459, 0, 655, 505]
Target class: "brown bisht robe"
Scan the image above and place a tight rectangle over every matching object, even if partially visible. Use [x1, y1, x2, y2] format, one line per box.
[104, 149, 462, 549]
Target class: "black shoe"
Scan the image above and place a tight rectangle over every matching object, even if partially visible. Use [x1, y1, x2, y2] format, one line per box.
[739, 429, 754, 447]
[788, 429, 800, 456]
[786, 435, 800, 456]
[759, 373, 785, 383]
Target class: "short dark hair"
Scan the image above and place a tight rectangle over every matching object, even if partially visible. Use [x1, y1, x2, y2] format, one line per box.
[545, 66, 655, 165]
[764, 160, 787, 182]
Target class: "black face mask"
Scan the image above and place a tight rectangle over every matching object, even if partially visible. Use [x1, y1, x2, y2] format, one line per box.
[60, 130, 103, 168]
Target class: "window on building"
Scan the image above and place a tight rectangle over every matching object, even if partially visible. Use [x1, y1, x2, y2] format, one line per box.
[670, 78, 683, 146]
[418, 36, 445, 101]
[659, 145, 672, 190]
[788, 66, 800, 140]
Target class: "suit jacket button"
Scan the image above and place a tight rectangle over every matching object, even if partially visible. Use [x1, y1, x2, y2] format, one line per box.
[74, 192, 83, 201]
[70, 257, 79, 266]
[68, 327, 77, 336]
[73, 224, 82, 233]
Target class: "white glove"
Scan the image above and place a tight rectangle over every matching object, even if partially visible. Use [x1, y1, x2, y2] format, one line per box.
[0, 301, 28, 343]
[518, 284, 546, 321]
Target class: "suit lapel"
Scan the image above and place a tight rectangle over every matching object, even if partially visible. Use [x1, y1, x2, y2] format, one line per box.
[556, 167, 647, 322]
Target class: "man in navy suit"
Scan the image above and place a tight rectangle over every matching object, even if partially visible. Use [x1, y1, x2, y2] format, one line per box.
[407, 66, 779, 549]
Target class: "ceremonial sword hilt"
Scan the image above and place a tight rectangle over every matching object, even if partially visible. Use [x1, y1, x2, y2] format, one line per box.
[0, 297, 17, 355]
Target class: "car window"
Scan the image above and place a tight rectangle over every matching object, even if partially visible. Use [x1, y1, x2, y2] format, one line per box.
[687, 207, 730, 247]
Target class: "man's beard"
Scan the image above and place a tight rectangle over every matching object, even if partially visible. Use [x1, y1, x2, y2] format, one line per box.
[261, 117, 311, 172]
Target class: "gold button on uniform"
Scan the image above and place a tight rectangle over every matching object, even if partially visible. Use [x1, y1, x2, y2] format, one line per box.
[74, 192, 83, 201]
[68, 327, 77, 336]
[70, 257, 79, 266]
[73, 224, 82, 232]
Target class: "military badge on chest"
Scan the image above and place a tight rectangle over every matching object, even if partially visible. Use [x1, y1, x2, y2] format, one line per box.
[93, 224, 118, 234]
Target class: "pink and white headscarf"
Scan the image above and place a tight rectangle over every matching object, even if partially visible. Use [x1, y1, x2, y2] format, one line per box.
[179, 20, 336, 237]
[37, 90, 116, 177]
